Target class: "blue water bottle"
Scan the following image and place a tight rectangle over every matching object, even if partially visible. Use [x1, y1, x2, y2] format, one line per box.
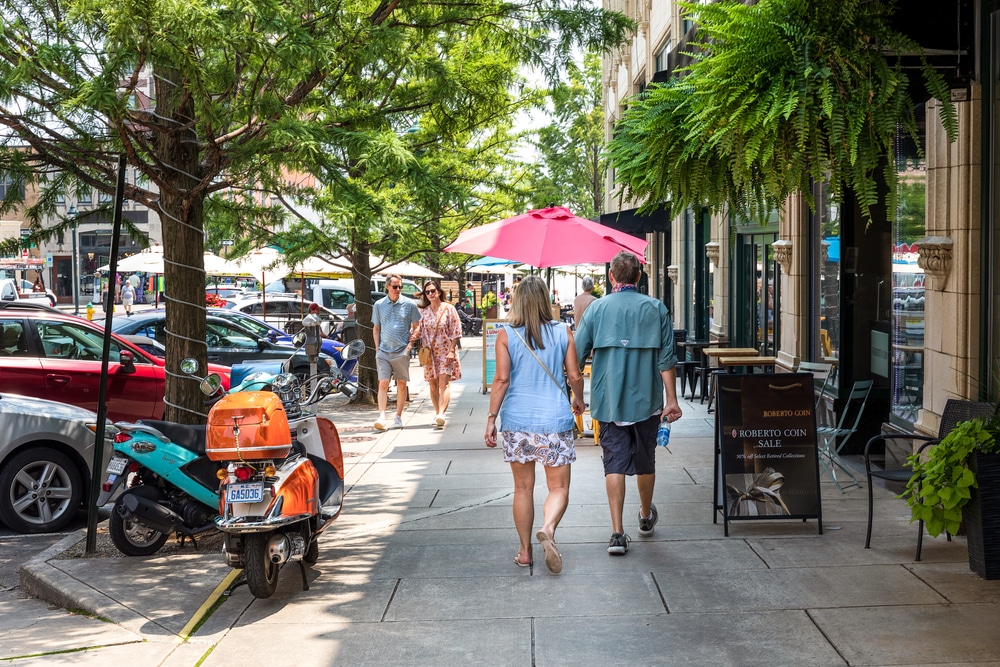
[656, 417, 671, 448]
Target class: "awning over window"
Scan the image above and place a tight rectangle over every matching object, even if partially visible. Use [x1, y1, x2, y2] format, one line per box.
[599, 205, 671, 236]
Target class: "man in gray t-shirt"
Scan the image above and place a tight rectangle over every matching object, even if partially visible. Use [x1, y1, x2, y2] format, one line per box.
[372, 274, 421, 431]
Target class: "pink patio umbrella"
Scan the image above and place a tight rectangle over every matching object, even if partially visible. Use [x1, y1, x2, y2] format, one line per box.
[443, 206, 647, 269]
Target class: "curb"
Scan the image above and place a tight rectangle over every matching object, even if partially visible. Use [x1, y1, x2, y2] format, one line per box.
[19, 528, 156, 635]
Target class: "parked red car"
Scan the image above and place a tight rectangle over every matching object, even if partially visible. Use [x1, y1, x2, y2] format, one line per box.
[0, 302, 230, 422]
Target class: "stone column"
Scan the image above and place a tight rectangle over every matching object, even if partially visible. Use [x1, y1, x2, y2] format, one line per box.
[920, 91, 981, 435]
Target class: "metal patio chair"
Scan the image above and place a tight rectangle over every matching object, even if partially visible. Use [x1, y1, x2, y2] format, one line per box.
[797, 361, 834, 421]
[864, 399, 995, 560]
[817, 379, 873, 492]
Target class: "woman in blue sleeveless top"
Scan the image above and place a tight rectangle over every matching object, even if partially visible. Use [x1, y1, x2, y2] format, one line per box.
[484, 276, 585, 573]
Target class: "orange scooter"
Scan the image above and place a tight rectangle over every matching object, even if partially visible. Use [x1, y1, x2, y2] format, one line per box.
[201, 340, 362, 598]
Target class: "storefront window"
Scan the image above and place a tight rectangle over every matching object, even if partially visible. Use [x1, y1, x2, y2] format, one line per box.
[890, 108, 926, 427]
[815, 183, 840, 386]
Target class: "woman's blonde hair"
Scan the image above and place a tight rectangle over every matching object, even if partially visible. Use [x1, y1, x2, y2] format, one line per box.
[507, 275, 554, 349]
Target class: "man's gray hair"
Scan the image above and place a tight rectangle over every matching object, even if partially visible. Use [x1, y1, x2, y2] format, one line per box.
[582, 276, 594, 291]
[610, 251, 641, 284]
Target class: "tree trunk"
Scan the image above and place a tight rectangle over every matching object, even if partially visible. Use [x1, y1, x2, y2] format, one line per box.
[351, 250, 377, 406]
[154, 63, 209, 425]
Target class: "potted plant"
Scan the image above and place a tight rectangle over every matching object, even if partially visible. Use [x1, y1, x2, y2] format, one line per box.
[902, 417, 1000, 578]
[480, 291, 498, 319]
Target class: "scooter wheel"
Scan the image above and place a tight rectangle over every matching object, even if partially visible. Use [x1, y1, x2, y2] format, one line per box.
[109, 496, 169, 556]
[244, 532, 279, 598]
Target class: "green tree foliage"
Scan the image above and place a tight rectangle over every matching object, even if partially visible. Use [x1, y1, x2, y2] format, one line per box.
[529, 50, 607, 217]
[607, 0, 956, 225]
[0, 0, 633, 420]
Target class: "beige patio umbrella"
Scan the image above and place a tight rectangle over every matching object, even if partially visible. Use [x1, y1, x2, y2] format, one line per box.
[223, 247, 290, 314]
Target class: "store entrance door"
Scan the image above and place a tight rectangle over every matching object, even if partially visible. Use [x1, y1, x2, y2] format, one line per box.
[733, 231, 779, 355]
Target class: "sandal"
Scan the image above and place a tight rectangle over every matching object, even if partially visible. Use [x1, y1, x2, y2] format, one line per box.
[536, 530, 562, 574]
[514, 545, 532, 568]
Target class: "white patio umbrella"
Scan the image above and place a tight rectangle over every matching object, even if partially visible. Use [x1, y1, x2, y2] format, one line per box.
[116, 245, 165, 273]
[203, 251, 243, 276]
[222, 247, 290, 313]
[376, 259, 442, 279]
[224, 247, 289, 281]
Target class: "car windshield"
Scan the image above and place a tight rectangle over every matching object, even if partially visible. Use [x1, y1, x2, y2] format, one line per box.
[219, 311, 272, 337]
[37, 320, 124, 362]
[207, 321, 258, 348]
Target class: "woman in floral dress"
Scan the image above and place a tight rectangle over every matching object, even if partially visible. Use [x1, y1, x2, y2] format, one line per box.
[417, 279, 462, 427]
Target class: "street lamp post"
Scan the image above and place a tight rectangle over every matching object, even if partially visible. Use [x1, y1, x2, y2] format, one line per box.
[69, 206, 79, 315]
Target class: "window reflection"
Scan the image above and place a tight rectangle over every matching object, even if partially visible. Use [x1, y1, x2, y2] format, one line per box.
[818, 184, 841, 387]
[891, 107, 926, 427]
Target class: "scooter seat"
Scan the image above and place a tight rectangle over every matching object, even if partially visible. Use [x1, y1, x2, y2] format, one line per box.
[138, 420, 208, 455]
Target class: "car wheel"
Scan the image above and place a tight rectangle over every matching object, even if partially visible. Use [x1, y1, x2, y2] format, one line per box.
[0, 447, 83, 533]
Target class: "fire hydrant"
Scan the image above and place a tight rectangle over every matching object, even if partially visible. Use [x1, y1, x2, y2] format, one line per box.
[86, 302, 94, 321]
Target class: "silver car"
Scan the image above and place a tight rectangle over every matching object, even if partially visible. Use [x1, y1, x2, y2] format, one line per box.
[0, 394, 115, 533]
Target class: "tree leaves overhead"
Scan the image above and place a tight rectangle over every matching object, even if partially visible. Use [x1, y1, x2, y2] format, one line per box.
[529, 50, 607, 218]
[607, 0, 956, 224]
[0, 0, 634, 418]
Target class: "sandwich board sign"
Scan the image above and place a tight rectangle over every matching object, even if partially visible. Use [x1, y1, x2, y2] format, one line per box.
[713, 372, 823, 536]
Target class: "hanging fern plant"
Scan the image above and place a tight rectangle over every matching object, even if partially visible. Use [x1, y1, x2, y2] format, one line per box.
[608, 0, 956, 224]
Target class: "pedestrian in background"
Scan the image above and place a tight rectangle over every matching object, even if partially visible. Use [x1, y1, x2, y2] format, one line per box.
[572, 276, 598, 330]
[372, 274, 421, 432]
[121, 281, 135, 316]
[417, 279, 462, 427]
[575, 251, 682, 556]
[485, 275, 585, 573]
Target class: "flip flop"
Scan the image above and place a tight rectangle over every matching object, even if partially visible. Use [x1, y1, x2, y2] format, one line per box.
[536, 530, 562, 574]
[514, 546, 532, 567]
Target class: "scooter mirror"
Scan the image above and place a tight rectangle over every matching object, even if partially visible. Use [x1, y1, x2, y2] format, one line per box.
[181, 358, 199, 374]
[292, 331, 307, 348]
[343, 339, 365, 360]
[200, 373, 223, 396]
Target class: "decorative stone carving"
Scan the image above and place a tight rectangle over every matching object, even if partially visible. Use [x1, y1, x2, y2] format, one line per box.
[667, 265, 679, 284]
[916, 236, 953, 288]
[772, 240, 792, 273]
[705, 241, 720, 267]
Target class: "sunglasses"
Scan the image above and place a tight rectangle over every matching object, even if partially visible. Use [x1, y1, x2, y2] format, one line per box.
[389, 285, 402, 290]
[424, 288, 438, 295]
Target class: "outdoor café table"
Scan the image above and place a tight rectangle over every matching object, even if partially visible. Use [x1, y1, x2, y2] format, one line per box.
[702, 349, 759, 410]
[677, 340, 725, 399]
[718, 355, 778, 373]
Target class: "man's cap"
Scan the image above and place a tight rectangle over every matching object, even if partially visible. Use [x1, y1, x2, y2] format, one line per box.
[308, 302, 321, 312]
[582, 277, 594, 290]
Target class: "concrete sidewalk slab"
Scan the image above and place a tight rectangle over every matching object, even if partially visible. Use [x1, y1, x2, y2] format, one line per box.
[16, 333, 1000, 666]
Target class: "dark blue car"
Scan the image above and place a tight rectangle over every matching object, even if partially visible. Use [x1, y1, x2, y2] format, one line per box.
[202, 307, 358, 378]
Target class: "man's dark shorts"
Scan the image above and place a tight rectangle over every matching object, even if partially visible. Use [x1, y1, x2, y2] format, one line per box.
[598, 413, 660, 475]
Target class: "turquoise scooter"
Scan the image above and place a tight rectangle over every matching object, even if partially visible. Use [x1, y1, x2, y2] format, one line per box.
[98, 336, 363, 556]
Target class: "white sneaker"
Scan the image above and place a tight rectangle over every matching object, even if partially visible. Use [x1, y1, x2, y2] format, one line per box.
[435, 414, 446, 426]
[393, 416, 404, 429]
[374, 417, 387, 432]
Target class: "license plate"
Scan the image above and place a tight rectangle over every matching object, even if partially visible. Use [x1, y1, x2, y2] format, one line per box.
[226, 482, 264, 504]
[106, 456, 129, 475]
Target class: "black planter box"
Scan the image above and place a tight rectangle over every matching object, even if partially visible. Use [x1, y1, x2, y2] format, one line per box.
[965, 452, 1000, 580]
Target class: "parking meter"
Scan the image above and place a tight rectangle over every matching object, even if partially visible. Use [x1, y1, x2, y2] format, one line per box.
[302, 313, 323, 360]
[302, 311, 323, 395]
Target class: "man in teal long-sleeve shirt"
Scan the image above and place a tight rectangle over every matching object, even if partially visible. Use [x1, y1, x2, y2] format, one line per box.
[576, 251, 682, 555]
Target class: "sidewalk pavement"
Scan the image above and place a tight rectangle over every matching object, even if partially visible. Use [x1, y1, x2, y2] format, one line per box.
[10, 335, 1000, 665]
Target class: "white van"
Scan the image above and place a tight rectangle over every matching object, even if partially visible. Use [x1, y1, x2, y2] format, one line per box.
[309, 278, 420, 316]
